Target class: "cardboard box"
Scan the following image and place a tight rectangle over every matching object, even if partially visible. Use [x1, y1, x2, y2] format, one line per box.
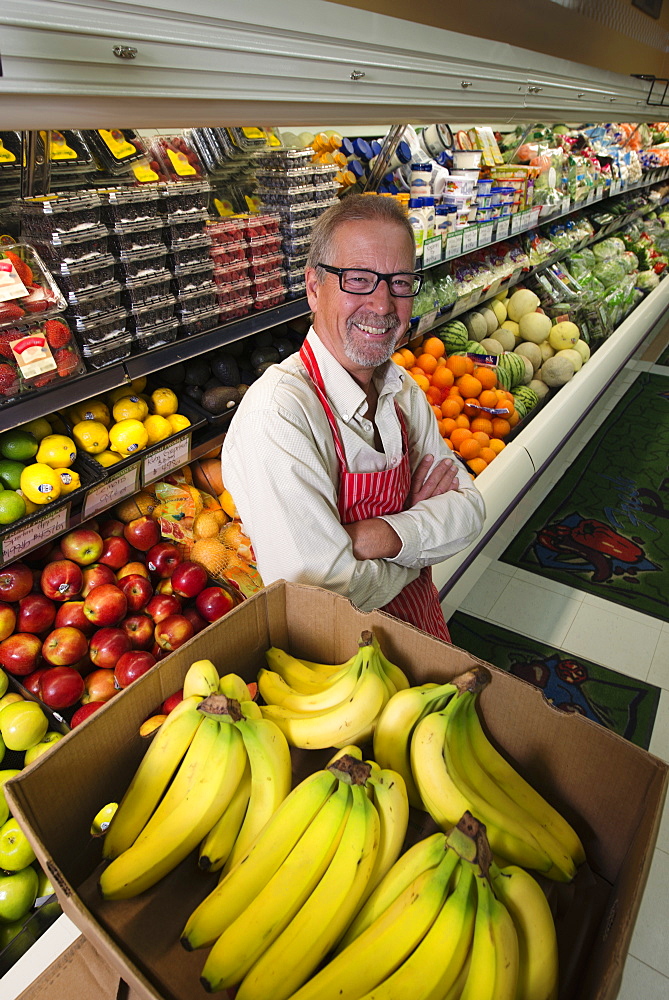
[6, 581, 668, 1000]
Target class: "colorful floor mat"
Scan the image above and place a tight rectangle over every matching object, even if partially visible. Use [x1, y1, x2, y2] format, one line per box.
[501, 370, 669, 622]
[447, 612, 660, 749]
[658, 344, 669, 366]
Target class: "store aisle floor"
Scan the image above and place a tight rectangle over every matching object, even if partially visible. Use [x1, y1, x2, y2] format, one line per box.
[448, 347, 669, 998]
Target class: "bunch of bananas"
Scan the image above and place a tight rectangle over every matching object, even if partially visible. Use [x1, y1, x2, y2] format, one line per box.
[181, 750, 409, 999]
[283, 813, 558, 1000]
[374, 665, 585, 881]
[258, 631, 409, 749]
[98, 660, 292, 900]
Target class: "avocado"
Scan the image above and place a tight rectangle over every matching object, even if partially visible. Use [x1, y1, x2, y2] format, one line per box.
[184, 357, 211, 386]
[201, 385, 242, 415]
[183, 384, 203, 403]
[204, 377, 222, 391]
[253, 330, 274, 349]
[161, 362, 186, 386]
[250, 347, 280, 370]
[272, 337, 294, 360]
[211, 355, 240, 387]
[220, 339, 245, 359]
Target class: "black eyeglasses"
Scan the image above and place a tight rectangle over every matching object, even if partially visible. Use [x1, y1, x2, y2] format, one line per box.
[317, 263, 423, 297]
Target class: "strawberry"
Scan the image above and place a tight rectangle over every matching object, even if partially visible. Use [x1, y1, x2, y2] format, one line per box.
[0, 302, 25, 322]
[44, 319, 72, 348]
[21, 287, 49, 313]
[32, 373, 57, 388]
[0, 331, 17, 359]
[3, 250, 34, 286]
[0, 364, 18, 391]
[55, 348, 78, 376]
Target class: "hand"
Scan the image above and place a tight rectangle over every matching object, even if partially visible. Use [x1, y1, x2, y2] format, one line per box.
[406, 455, 459, 509]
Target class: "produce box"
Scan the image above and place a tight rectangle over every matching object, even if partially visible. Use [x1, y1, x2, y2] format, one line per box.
[6, 581, 668, 1000]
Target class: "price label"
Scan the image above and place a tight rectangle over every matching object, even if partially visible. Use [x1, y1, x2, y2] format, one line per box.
[142, 432, 192, 486]
[416, 309, 438, 334]
[445, 232, 463, 259]
[1, 505, 69, 564]
[462, 227, 478, 252]
[478, 223, 495, 246]
[495, 218, 510, 240]
[83, 464, 140, 519]
[510, 213, 523, 235]
[611, 180, 621, 195]
[586, 190, 595, 204]
[561, 196, 571, 214]
[422, 236, 442, 268]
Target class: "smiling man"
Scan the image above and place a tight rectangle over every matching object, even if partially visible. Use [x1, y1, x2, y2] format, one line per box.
[221, 195, 484, 640]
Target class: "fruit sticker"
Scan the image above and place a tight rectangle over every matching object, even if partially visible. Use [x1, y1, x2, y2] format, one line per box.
[0, 261, 28, 303]
[9, 333, 57, 379]
[40, 130, 77, 160]
[0, 140, 16, 164]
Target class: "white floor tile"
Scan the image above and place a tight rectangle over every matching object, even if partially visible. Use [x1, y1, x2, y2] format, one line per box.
[649, 690, 669, 764]
[560, 602, 661, 681]
[486, 577, 581, 645]
[581, 589, 667, 630]
[618, 955, 669, 1000]
[647, 630, 669, 692]
[513, 566, 586, 603]
[459, 567, 516, 618]
[628, 847, 669, 977]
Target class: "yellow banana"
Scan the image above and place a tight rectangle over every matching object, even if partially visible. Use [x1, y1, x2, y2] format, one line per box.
[373, 682, 456, 808]
[182, 768, 338, 950]
[411, 705, 553, 874]
[265, 646, 351, 692]
[237, 783, 379, 1000]
[338, 831, 447, 949]
[183, 659, 219, 699]
[102, 695, 204, 860]
[460, 874, 497, 1000]
[219, 672, 252, 701]
[200, 781, 352, 992]
[239, 699, 262, 719]
[439, 952, 471, 1000]
[355, 859, 476, 1000]
[258, 652, 362, 712]
[463, 694, 585, 867]
[491, 864, 558, 1000]
[490, 891, 519, 1000]
[327, 744, 363, 766]
[370, 634, 410, 691]
[298, 653, 355, 676]
[448, 693, 575, 882]
[288, 847, 459, 1000]
[365, 769, 409, 896]
[99, 719, 246, 899]
[221, 715, 292, 872]
[198, 758, 251, 872]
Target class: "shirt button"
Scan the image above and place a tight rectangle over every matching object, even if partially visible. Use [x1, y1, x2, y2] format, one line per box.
[342, 413, 349, 421]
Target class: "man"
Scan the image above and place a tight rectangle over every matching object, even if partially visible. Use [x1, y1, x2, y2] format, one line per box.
[221, 194, 484, 640]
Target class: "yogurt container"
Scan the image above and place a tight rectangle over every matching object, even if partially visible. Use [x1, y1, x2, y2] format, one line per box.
[418, 123, 453, 159]
[452, 149, 482, 170]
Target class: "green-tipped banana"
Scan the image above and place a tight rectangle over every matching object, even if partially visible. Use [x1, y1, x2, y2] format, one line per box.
[460, 875, 498, 1000]
[99, 719, 246, 900]
[219, 673, 252, 701]
[103, 695, 204, 860]
[370, 634, 410, 691]
[490, 890, 519, 1000]
[198, 758, 251, 872]
[200, 781, 353, 993]
[183, 659, 219, 699]
[237, 783, 380, 1000]
[491, 864, 558, 1000]
[182, 768, 337, 950]
[365, 769, 409, 896]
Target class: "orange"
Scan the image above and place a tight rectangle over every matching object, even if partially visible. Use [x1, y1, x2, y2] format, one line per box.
[391, 351, 407, 368]
[441, 398, 462, 419]
[441, 417, 457, 437]
[508, 410, 520, 427]
[445, 355, 468, 377]
[468, 457, 488, 476]
[456, 374, 483, 399]
[453, 414, 470, 429]
[480, 447, 497, 464]
[436, 419, 448, 437]
[422, 336, 445, 359]
[478, 390, 498, 410]
[463, 356, 476, 375]
[463, 397, 483, 418]
[408, 337, 424, 355]
[491, 417, 511, 438]
[426, 386, 443, 406]
[408, 369, 430, 391]
[435, 356, 447, 367]
[450, 428, 473, 451]
[431, 404, 443, 421]
[489, 439, 506, 455]
[458, 438, 481, 461]
[472, 431, 490, 447]
[416, 353, 438, 375]
[431, 366, 454, 390]
[445, 438, 455, 451]
[470, 417, 494, 436]
[399, 348, 416, 367]
[474, 366, 497, 390]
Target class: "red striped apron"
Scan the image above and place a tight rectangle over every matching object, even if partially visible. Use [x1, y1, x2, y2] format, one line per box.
[300, 340, 451, 642]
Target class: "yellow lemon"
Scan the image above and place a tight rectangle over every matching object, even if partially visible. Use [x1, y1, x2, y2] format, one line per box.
[22, 417, 52, 442]
[112, 395, 149, 422]
[167, 413, 191, 434]
[20, 464, 62, 504]
[36, 434, 76, 469]
[109, 419, 148, 458]
[143, 414, 172, 445]
[107, 384, 136, 406]
[55, 468, 81, 494]
[130, 376, 147, 394]
[74, 400, 111, 427]
[150, 388, 179, 417]
[95, 450, 122, 467]
[16, 489, 39, 514]
[72, 421, 109, 455]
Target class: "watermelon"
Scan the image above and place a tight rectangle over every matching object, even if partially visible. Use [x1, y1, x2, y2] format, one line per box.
[437, 320, 468, 353]
[496, 351, 526, 390]
[512, 385, 540, 418]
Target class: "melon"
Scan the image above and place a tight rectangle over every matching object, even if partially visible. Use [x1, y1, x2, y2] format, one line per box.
[192, 457, 225, 497]
[480, 307, 499, 336]
[465, 341, 487, 355]
[548, 321, 580, 351]
[465, 311, 488, 342]
[541, 355, 576, 387]
[494, 327, 516, 352]
[438, 320, 468, 353]
[507, 289, 540, 323]
[513, 385, 540, 416]
[557, 348, 583, 372]
[514, 341, 542, 373]
[529, 378, 550, 400]
[491, 300, 507, 326]
[573, 339, 591, 364]
[479, 338, 504, 356]
[539, 341, 555, 362]
[519, 311, 552, 345]
[496, 352, 526, 390]
[518, 355, 534, 385]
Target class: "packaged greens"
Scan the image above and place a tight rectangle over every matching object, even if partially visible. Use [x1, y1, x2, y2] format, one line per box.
[593, 258, 628, 287]
[412, 277, 439, 317]
[636, 270, 660, 293]
[592, 236, 626, 260]
[434, 272, 457, 308]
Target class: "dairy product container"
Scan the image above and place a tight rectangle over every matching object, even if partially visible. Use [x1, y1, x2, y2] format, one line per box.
[452, 149, 482, 170]
[410, 162, 432, 197]
[423, 196, 436, 238]
[368, 139, 412, 176]
[351, 139, 373, 162]
[435, 206, 455, 243]
[407, 198, 426, 256]
[477, 179, 493, 196]
[418, 123, 453, 159]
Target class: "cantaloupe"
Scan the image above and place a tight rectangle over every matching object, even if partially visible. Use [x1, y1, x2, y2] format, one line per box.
[465, 311, 488, 342]
[480, 307, 499, 336]
[519, 311, 552, 344]
[514, 341, 542, 373]
[529, 378, 550, 400]
[541, 354, 576, 387]
[501, 319, 521, 341]
[479, 338, 504, 355]
[539, 341, 555, 362]
[518, 355, 534, 385]
[494, 327, 516, 351]
[507, 289, 540, 323]
[558, 348, 583, 372]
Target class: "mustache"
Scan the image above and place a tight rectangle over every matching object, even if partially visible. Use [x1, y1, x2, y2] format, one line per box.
[346, 313, 401, 334]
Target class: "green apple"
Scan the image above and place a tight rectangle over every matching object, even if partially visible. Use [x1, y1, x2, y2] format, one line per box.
[0, 768, 21, 825]
[35, 865, 54, 899]
[24, 731, 64, 765]
[0, 913, 38, 954]
[0, 700, 48, 751]
[0, 865, 38, 923]
[0, 692, 23, 714]
[0, 818, 36, 871]
[0, 668, 7, 699]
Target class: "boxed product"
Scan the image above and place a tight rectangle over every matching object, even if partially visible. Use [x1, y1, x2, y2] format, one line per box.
[7, 581, 666, 1000]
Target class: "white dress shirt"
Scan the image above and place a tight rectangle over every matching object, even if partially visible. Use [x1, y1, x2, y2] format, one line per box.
[221, 328, 485, 613]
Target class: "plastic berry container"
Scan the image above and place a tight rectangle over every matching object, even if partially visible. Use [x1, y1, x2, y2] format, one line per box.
[134, 317, 179, 352]
[175, 284, 217, 317]
[159, 180, 211, 213]
[218, 295, 253, 322]
[284, 253, 308, 272]
[239, 214, 280, 238]
[22, 225, 110, 266]
[165, 218, 209, 249]
[149, 136, 205, 182]
[82, 129, 148, 174]
[69, 307, 128, 346]
[245, 234, 282, 260]
[50, 253, 116, 295]
[81, 332, 133, 369]
[115, 247, 170, 280]
[0, 241, 68, 328]
[0, 358, 20, 400]
[252, 271, 286, 297]
[122, 271, 173, 307]
[178, 304, 221, 337]
[247, 253, 285, 279]
[65, 281, 123, 320]
[1, 319, 86, 393]
[38, 130, 94, 174]
[108, 220, 166, 254]
[99, 186, 161, 225]
[128, 297, 176, 332]
[287, 279, 307, 298]
[171, 261, 216, 293]
[209, 241, 247, 266]
[20, 191, 102, 236]
[218, 278, 253, 303]
[0, 132, 22, 176]
[206, 219, 245, 246]
[213, 260, 251, 286]
[252, 288, 286, 310]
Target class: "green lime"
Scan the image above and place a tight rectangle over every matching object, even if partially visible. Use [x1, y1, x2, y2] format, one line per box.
[22, 417, 52, 442]
[0, 460, 24, 491]
[0, 430, 38, 463]
[0, 490, 26, 525]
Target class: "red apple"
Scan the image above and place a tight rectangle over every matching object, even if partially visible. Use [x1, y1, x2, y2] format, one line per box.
[39, 666, 85, 709]
[82, 669, 117, 704]
[155, 578, 174, 596]
[120, 614, 155, 650]
[196, 586, 235, 623]
[182, 606, 209, 635]
[146, 542, 181, 579]
[161, 689, 184, 714]
[154, 614, 194, 652]
[81, 563, 117, 598]
[47, 544, 65, 562]
[0, 633, 43, 675]
[89, 627, 131, 669]
[0, 602, 17, 640]
[23, 667, 49, 697]
[119, 574, 153, 613]
[25, 543, 54, 567]
[0, 562, 33, 602]
[116, 561, 150, 582]
[99, 519, 125, 539]
[83, 584, 127, 627]
[98, 536, 131, 571]
[114, 650, 156, 688]
[41, 626, 89, 666]
[123, 516, 160, 552]
[54, 600, 95, 635]
[60, 528, 104, 566]
[40, 560, 83, 602]
[16, 594, 55, 635]
[70, 702, 105, 727]
[145, 594, 182, 624]
[170, 561, 208, 599]
[150, 642, 166, 661]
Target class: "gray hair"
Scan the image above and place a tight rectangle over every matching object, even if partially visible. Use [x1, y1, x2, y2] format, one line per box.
[306, 194, 415, 280]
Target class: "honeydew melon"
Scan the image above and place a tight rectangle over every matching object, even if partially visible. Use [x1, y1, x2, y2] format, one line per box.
[507, 289, 540, 323]
[491, 300, 507, 326]
[558, 348, 583, 372]
[539, 341, 555, 363]
[479, 338, 504, 356]
[465, 312, 488, 343]
[548, 321, 580, 351]
[519, 311, 552, 345]
[573, 339, 591, 364]
[541, 354, 576, 387]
